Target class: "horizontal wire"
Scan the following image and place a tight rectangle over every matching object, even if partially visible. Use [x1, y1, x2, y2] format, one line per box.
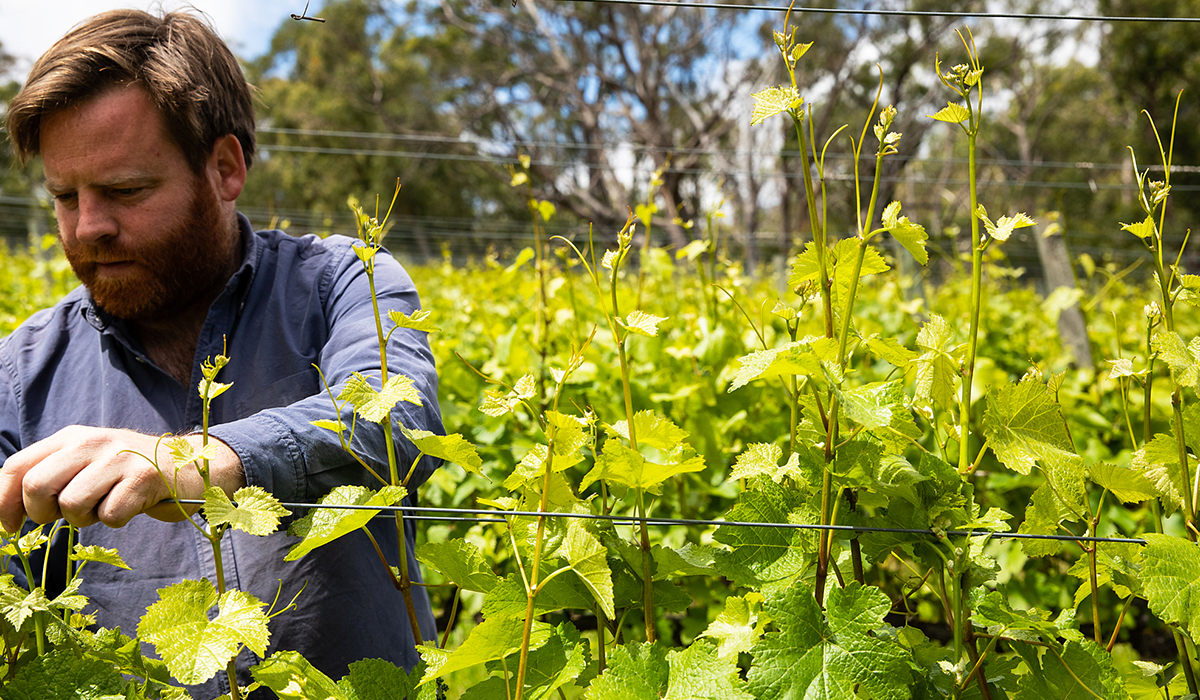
[559, 0, 1200, 23]
[173, 499, 1148, 544]
[257, 139, 1200, 175]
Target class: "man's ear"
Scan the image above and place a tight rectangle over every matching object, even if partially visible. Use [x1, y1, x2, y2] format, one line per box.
[208, 134, 246, 203]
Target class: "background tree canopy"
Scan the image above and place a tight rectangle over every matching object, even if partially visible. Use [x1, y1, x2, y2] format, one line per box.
[0, 0, 1195, 275]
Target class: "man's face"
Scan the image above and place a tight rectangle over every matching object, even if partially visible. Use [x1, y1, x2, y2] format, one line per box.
[40, 85, 238, 322]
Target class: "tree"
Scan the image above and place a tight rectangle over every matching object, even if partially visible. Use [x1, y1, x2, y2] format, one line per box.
[429, 0, 768, 249]
[1099, 0, 1200, 265]
[242, 0, 522, 257]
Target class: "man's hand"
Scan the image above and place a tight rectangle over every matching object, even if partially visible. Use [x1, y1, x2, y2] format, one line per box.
[0, 426, 246, 533]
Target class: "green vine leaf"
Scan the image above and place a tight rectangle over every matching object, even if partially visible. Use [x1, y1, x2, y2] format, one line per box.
[340, 372, 423, 423]
[729, 443, 805, 485]
[748, 582, 912, 700]
[605, 410, 688, 452]
[982, 377, 1077, 475]
[166, 437, 221, 468]
[252, 650, 348, 700]
[69, 543, 131, 570]
[416, 540, 501, 593]
[1068, 543, 1142, 606]
[970, 588, 1077, 646]
[652, 542, 717, 579]
[750, 86, 801, 126]
[1, 586, 50, 630]
[420, 615, 551, 685]
[387, 308, 441, 334]
[463, 623, 590, 700]
[398, 424, 484, 477]
[727, 342, 822, 392]
[203, 486, 291, 536]
[504, 442, 585, 491]
[1131, 432, 1193, 514]
[1120, 215, 1157, 240]
[914, 314, 960, 410]
[1010, 638, 1128, 700]
[1141, 533, 1200, 637]
[510, 623, 589, 700]
[930, 102, 969, 124]
[1087, 462, 1157, 504]
[585, 641, 753, 700]
[881, 201, 929, 265]
[560, 523, 615, 619]
[713, 478, 815, 591]
[580, 439, 704, 494]
[340, 657, 429, 700]
[699, 594, 766, 660]
[138, 579, 269, 686]
[976, 206, 1036, 242]
[583, 642, 668, 699]
[285, 485, 407, 561]
[837, 380, 905, 431]
[0, 649, 130, 700]
[621, 309, 668, 337]
[481, 573, 593, 618]
[1151, 330, 1200, 388]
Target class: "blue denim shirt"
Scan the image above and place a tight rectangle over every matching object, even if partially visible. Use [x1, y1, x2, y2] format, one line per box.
[0, 216, 442, 698]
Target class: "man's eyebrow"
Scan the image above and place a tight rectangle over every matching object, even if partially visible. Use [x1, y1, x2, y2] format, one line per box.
[44, 174, 160, 191]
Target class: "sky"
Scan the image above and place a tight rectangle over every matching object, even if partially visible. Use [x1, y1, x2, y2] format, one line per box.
[0, 0, 307, 79]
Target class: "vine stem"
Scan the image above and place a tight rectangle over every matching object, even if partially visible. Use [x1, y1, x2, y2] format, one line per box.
[957, 121, 982, 476]
[367, 262, 426, 646]
[513, 421, 559, 700]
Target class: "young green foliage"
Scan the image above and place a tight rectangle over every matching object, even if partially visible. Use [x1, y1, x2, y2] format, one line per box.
[748, 582, 912, 700]
[285, 484, 407, 561]
[138, 579, 269, 686]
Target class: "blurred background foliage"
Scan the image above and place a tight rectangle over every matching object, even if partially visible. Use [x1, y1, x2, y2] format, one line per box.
[1, 0, 1197, 281]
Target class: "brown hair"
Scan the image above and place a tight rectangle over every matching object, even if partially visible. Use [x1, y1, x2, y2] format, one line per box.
[5, 9, 256, 172]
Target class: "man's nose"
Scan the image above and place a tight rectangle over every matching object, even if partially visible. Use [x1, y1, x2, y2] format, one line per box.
[72, 192, 119, 244]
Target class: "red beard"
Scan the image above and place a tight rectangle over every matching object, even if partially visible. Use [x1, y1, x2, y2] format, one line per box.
[63, 179, 239, 322]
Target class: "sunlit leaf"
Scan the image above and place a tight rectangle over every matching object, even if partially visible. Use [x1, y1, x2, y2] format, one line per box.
[417, 540, 501, 593]
[748, 582, 911, 700]
[167, 437, 220, 468]
[621, 309, 668, 337]
[339, 372, 422, 423]
[1151, 330, 1200, 388]
[285, 485, 406, 561]
[751, 86, 801, 126]
[930, 102, 969, 124]
[69, 543, 131, 571]
[203, 486, 291, 536]
[399, 424, 484, 477]
[982, 377, 1077, 475]
[606, 411, 688, 452]
[421, 616, 551, 684]
[915, 314, 959, 410]
[387, 308, 441, 333]
[252, 650, 348, 700]
[1121, 215, 1157, 240]
[138, 579, 269, 685]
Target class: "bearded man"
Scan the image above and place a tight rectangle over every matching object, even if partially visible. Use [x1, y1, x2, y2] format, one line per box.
[0, 9, 440, 697]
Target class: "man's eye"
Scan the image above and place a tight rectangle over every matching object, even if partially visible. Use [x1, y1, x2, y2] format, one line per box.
[113, 188, 142, 197]
[53, 193, 77, 205]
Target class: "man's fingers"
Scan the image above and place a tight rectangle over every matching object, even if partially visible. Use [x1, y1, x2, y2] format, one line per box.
[0, 437, 64, 532]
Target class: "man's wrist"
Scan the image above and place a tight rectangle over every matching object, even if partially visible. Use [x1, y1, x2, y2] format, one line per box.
[182, 434, 246, 496]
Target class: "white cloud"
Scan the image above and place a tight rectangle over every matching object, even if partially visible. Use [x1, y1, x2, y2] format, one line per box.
[1, 0, 303, 80]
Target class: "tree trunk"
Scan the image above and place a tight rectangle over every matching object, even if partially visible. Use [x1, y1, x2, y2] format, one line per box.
[1035, 222, 1094, 370]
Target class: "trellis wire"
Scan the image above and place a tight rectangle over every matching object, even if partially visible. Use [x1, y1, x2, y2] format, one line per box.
[565, 0, 1200, 23]
[174, 499, 1148, 545]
